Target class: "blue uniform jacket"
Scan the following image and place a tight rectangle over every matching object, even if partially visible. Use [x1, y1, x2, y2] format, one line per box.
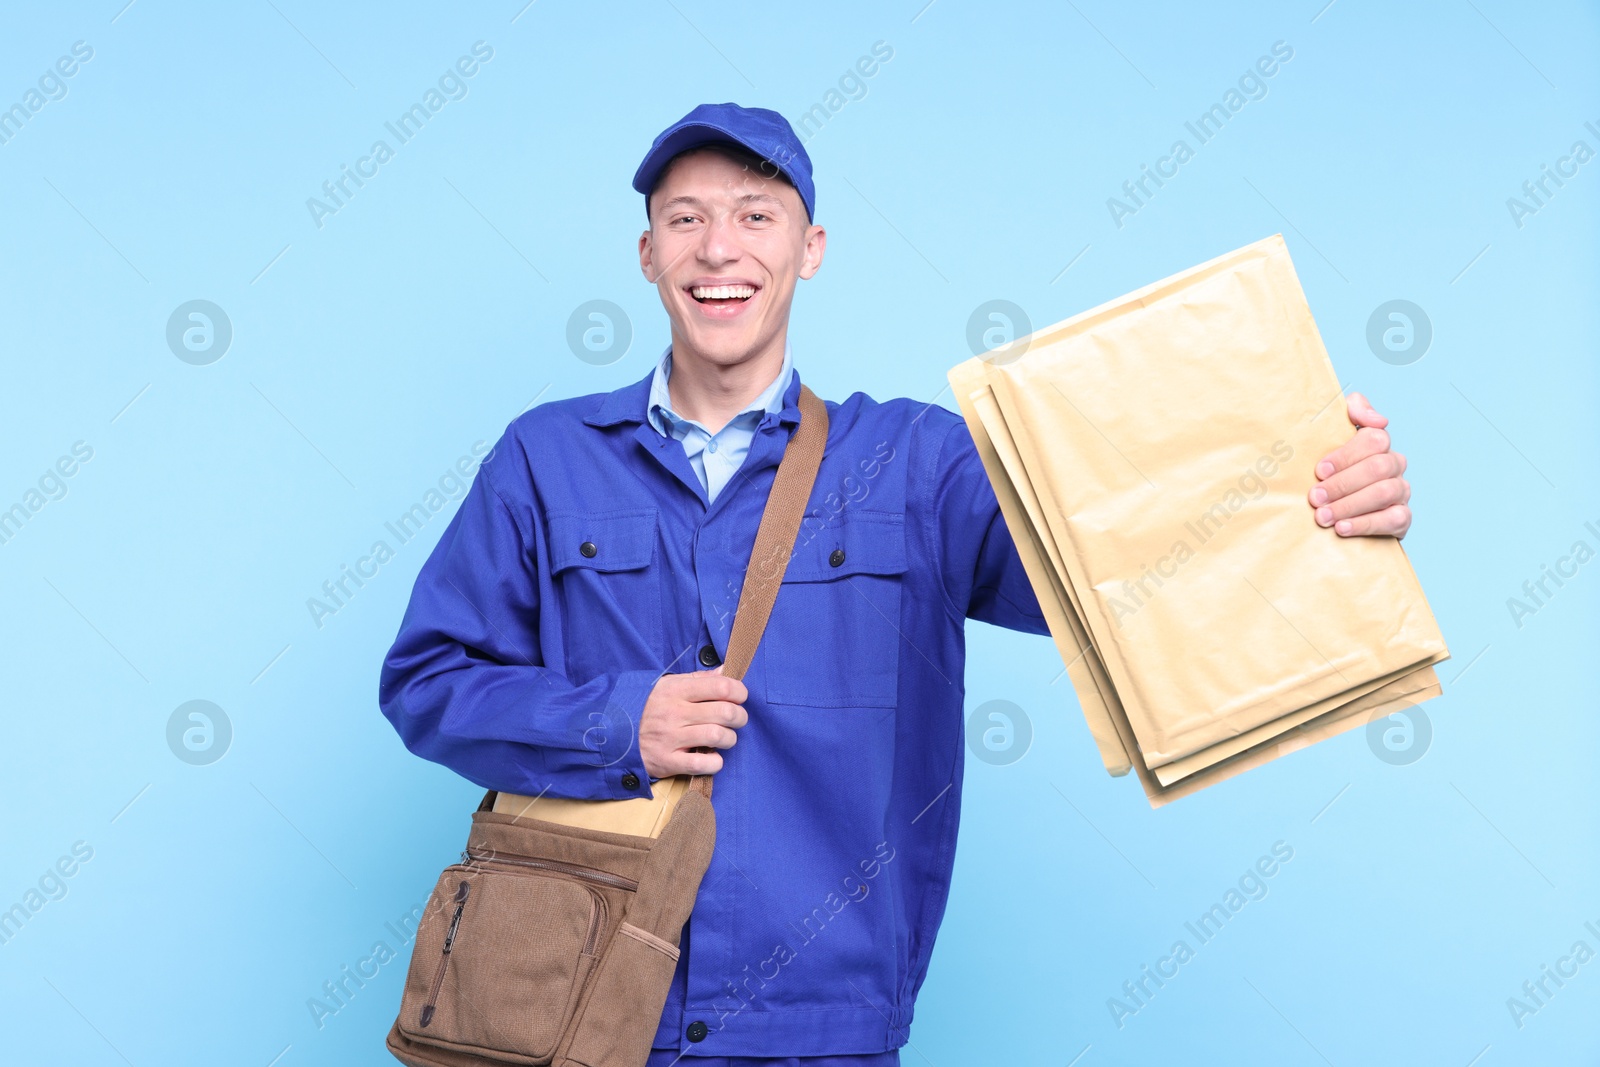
[379, 363, 1049, 1058]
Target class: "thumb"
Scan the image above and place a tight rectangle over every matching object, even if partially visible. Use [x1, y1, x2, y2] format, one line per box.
[1346, 391, 1388, 429]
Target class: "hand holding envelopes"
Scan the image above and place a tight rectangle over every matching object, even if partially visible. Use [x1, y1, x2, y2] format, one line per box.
[948, 234, 1449, 806]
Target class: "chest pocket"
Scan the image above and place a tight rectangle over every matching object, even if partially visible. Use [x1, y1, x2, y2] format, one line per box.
[763, 510, 908, 709]
[546, 509, 663, 682]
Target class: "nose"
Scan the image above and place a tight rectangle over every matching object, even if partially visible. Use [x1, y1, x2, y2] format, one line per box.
[696, 210, 740, 267]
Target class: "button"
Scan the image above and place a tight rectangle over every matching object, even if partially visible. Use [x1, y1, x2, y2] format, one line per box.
[699, 644, 721, 667]
[706, 438, 718, 453]
[621, 772, 641, 790]
[686, 1021, 708, 1042]
[580, 541, 597, 558]
[829, 548, 846, 567]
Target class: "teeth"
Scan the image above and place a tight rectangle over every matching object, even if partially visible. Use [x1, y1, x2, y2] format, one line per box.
[691, 285, 756, 301]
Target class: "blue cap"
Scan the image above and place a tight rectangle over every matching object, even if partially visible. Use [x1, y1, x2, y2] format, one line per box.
[632, 103, 815, 222]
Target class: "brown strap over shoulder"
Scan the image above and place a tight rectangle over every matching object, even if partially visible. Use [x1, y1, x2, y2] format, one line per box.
[718, 383, 829, 678]
[689, 383, 828, 799]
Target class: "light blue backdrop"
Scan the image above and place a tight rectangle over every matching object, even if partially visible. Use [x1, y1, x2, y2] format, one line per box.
[1, 2, 1595, 1064]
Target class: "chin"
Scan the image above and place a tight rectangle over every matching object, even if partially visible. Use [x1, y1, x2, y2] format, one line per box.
[680, 325, 766, 363]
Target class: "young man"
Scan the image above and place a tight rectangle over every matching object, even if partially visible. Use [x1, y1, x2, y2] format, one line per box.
[379, 103, 1412, 1065]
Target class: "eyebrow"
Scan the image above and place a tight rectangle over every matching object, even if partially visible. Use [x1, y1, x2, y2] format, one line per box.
[658, 192, 786, 212]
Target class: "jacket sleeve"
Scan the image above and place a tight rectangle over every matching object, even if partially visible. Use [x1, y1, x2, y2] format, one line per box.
[934, 418, 1051, 636]
[378, 427, 659, 800]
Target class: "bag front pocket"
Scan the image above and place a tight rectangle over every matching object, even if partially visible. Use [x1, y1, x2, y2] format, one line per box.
[562, 922, 682, 1067]
[397, 862, 608, 1064]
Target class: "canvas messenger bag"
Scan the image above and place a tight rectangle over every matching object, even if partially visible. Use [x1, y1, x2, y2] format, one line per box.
[386, 384, 830, 1067]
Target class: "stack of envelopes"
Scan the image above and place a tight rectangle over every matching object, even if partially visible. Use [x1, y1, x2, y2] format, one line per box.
[948, 234, 1450, 806]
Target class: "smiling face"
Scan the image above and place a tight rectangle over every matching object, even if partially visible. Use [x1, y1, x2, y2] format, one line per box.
[639, 146, 825, 373]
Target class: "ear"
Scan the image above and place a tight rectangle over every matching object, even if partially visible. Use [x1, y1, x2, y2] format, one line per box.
[639, 229, 656, 282]
[798, 224, 827, 281]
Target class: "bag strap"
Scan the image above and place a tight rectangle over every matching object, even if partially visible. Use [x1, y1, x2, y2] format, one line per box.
[716, 383, 829, 678]
[689, 383, 828, 800]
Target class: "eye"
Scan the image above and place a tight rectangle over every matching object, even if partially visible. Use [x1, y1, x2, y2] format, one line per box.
[748, 213, 768, 222]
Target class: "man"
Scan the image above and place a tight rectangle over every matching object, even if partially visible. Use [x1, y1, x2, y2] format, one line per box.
[379, 103, 1411, 1065]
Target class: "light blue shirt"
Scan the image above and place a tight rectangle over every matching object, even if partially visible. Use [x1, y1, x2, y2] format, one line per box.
[645, 340, 794, 504]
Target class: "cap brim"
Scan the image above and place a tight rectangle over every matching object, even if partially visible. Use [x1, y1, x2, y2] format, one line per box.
[632, 122, 763, 192]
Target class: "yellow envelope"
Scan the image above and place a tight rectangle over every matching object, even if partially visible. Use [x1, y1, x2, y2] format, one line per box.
[493, 774, 691, 837]
[949, 234, 1450, 805]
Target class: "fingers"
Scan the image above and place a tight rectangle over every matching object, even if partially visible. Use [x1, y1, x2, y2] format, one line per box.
[1313, 474, 1410, 527]
[679, 722, 740, 751]
[1307, 392, 1412, 539]
[698, 700, 749, 729]
[680, 667, 748, 706]
[655, 748, 725, 777]
[642, 741, 729, 780]
[1314, 424, 1391, 480]
[657, 726, 732, 774]
[640, 735, 731, 778]
[1328, 502, 1412, 539]
[1309, 451, 1407, 508]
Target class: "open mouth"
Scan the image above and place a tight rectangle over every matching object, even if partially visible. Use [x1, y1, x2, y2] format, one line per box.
[689, 283, 759, 309]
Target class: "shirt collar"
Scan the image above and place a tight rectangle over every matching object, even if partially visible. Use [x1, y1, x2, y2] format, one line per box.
[646, 339, 793, 438]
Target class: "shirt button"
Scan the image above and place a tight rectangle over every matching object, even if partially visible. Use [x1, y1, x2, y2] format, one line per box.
[699, 644, 721, 667]
[621, 772, 641, 790]
[686, 1021, 708, 1042]
[829, 548, 846, 567]
[706, 439, 718, 453]
[580, 541, 597, 558]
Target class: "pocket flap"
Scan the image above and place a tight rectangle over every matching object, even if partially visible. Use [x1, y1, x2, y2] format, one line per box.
[782, 511, 907, 582]
[548, 509, 658, 573]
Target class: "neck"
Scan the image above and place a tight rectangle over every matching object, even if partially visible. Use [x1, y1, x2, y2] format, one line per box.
[665, 329, 787, 434]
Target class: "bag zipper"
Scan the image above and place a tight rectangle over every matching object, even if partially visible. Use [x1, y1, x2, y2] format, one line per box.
[461, 846, 639, 893]
[419, 880, 470, 1027]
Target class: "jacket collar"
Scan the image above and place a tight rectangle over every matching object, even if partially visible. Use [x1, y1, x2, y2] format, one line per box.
[583, 350, 804, 431]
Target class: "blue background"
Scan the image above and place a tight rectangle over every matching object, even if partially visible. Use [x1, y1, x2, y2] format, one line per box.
[1, 1, 1595, 1064]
